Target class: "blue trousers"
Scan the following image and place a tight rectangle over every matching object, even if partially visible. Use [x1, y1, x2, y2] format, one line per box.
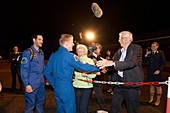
[24, 84, 45, 113]
[54, 82, 76, 113]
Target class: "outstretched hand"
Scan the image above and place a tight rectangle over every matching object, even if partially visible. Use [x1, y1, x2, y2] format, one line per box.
[96, 58, 113, 69]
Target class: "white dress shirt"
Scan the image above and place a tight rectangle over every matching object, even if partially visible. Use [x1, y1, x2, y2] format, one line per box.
[118, 48, 127, 77]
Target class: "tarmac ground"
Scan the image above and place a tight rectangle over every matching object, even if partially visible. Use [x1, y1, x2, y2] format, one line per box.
[0, 60, 169, 113]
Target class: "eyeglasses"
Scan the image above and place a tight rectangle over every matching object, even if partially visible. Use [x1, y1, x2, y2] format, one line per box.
[119, 37, 129, 40]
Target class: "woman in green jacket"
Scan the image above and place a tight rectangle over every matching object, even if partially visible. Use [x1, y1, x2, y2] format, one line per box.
[73, 44, 97, 113]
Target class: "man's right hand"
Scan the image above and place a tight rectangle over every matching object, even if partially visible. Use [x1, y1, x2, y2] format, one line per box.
[25, 85, 33, 93]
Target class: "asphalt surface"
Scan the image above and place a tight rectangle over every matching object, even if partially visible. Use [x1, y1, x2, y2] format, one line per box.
[0, 60, 169, 113]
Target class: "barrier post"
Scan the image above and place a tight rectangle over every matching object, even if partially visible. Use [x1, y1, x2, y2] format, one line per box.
[166, 77, 170, 113]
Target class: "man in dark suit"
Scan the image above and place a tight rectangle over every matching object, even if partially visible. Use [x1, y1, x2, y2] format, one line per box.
[97, 31, 144, 113]
[9, 45, 23, 92]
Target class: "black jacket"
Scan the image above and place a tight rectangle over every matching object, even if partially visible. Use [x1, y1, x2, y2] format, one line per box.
[113, 43, 144, 87]
[9, 52, 22, 67]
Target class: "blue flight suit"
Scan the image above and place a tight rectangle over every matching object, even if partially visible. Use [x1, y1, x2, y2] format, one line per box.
[43, 46, 100, 113]
[20, 45, 45, 113]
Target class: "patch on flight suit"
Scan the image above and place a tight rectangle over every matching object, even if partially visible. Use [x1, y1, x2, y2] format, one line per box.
[33, 54, 37, 58]
[74, 55, 79, 61]
[21, 57, 28, 64]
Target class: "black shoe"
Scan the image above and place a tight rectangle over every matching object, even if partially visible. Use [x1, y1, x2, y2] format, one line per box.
[147, 101, 154, 105]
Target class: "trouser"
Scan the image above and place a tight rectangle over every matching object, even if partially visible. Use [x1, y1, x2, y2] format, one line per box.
[93, 83, 106, 110]
[108, 74, 114, 90]
[75, 88, 92, 113]
[24, 84, 45, 113]
[110, 87, 140, 113]
[54, 82, 76, 113]
[11, 65, 23, 90]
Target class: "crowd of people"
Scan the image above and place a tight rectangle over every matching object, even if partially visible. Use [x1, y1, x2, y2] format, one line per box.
[0, 31, 166, 113]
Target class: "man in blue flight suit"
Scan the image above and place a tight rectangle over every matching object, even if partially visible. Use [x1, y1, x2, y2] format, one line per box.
[20, 34, 45, 113]
[43, 34, 100, 113]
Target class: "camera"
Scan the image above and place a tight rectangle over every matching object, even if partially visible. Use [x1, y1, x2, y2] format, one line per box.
[88, 45, 97, 52]
[147, 47, 152, 52]
[88, 45, 97, 58]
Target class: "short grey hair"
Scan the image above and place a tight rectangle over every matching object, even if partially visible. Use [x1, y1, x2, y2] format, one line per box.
[119, 31, 133, 41]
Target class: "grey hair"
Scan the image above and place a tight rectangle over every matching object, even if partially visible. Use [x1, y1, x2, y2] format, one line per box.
[119, 31, 133, 41]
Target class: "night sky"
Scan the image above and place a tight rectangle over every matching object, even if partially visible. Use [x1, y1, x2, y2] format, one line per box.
[0, 0, 170, 59]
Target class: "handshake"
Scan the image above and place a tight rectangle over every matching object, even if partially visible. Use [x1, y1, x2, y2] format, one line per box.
[96, 58, 115, 69]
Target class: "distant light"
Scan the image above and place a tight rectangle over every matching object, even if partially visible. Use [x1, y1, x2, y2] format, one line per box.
[86, 32, 94, 40]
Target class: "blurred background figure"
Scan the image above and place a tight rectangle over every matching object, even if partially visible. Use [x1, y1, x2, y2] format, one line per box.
[105, 50, 111, 60]
[0, 80, 2, 92]
[91, 43, 108, 112]
[0, 56, 2, 92]
[105, 50, 114, 95]
[9, 45, 23, 92]
[144, 42, 166, 106]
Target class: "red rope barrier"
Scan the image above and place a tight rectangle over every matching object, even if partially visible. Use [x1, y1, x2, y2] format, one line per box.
[76, 78, 168, 86]
[77, 78, 93, 83]
[124, 82, 160, 86]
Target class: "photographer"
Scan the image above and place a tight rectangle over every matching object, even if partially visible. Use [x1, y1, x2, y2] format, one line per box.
[89, 43, 108, 112]
[144, 42, 165, 106]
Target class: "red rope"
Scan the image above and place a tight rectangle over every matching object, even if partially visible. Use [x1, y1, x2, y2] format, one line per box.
[77, 78, 161, 86]
[124, 82, 160, 85]
[77, 78, 93, 83]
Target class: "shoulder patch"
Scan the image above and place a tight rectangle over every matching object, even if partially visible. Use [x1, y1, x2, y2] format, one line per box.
[21, 57, 28, 64]
[74, 55, 79, 61]
[33, 54, 37, 58]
